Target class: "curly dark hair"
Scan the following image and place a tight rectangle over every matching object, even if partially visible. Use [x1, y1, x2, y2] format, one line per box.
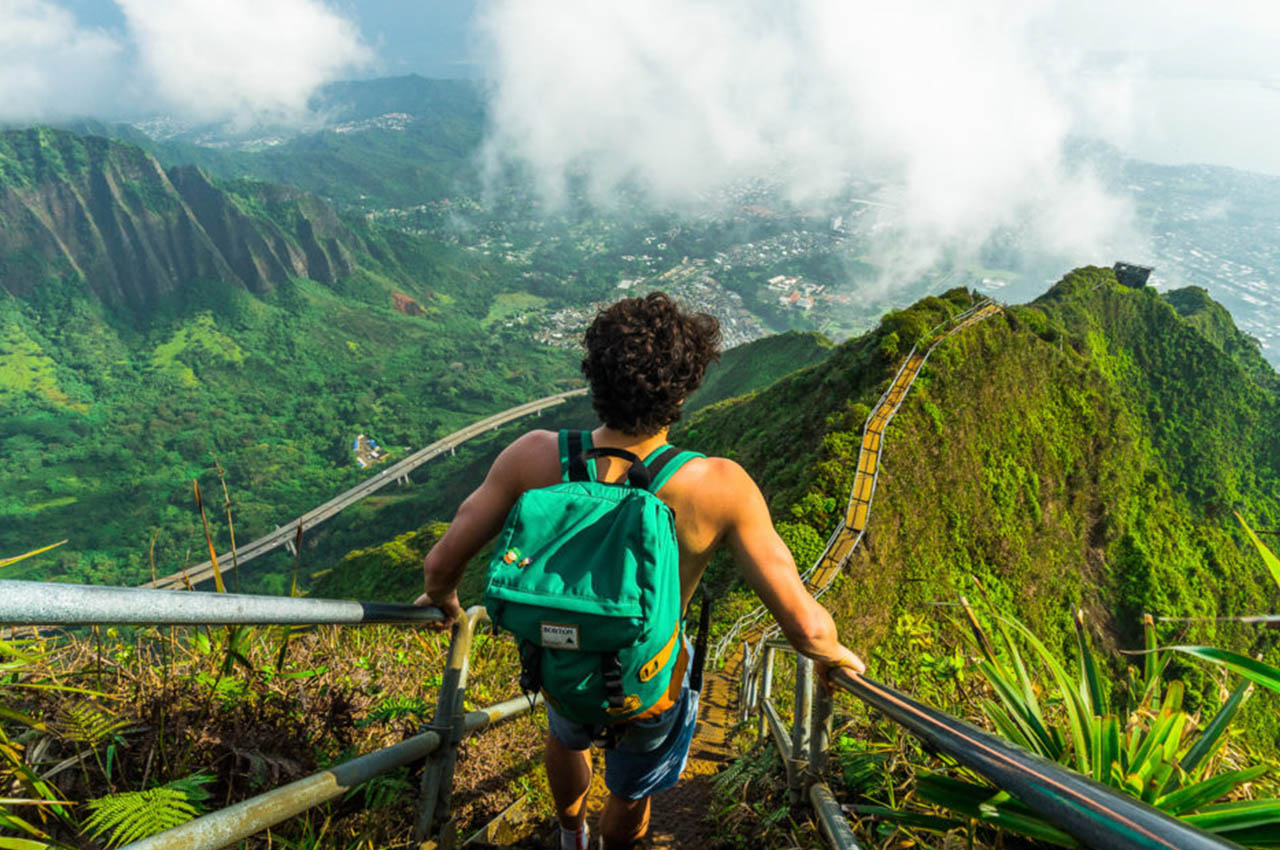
[581, 292, 722, 435]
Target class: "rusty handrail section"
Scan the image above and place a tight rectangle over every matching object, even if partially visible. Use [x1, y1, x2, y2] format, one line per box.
[123, 729, 445, 850]
[810, 782, 862, 850]
[120, 693, 541, 850]
[416, 606, 490, 841]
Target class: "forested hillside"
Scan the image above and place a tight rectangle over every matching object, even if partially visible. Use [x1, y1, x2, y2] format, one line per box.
[683, 268, 1279, 735]
[0, 127, 580, 587]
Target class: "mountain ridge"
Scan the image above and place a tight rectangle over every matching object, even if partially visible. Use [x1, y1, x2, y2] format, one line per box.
[0, 127, 373, 310]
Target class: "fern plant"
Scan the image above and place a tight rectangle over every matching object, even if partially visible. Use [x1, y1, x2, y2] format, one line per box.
[54, 702, 130, 746]
[83, 774, 213, 848]
[356, 695, 433, 731]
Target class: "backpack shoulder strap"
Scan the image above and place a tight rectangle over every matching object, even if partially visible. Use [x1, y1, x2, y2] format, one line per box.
[643, 444, 705, 493]
[559, 429, 597, 482]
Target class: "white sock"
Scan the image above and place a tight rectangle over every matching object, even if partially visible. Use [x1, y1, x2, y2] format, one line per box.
[560, 823, 588, 850]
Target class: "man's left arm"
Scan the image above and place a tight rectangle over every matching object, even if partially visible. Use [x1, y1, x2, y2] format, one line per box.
[414, 432, 543, 625]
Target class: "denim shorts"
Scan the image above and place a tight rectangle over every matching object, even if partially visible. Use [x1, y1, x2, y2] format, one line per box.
[546, 643, 700, 800]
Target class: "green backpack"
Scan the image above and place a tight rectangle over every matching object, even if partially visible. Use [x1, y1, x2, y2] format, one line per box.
[484, 430, 703, 727]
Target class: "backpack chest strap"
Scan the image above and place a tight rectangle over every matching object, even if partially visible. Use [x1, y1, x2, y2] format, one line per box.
[560, 430, 703, 491]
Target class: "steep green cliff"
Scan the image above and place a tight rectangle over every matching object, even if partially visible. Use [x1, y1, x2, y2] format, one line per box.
[0, 128, 581, 586]
[681, 269, 1279, 723]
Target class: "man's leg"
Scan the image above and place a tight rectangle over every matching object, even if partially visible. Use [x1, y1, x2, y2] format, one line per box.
[545, 731, 592, 831]
[600, 793, 650, 849]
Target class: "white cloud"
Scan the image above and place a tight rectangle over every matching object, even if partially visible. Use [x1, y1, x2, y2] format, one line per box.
[0, 0, 125, 121]
[476, 0, 1145, 283]
[117, 0, 372, 127]
[0, 0, 371, 126]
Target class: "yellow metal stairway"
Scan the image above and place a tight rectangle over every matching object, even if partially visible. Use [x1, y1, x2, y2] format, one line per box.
[649, 301, 1003, 844]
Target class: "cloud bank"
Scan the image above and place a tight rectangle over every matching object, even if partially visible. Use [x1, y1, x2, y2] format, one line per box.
[117, 0, 371, 127]
[0, 0, 125, 121]
[0, 0, 370, 127]
[476, 0, 1142, 282]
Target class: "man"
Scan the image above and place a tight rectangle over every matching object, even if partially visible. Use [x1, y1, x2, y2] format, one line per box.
[416, 292, 864, 850]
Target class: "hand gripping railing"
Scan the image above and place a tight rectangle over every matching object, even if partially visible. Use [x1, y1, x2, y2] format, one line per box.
[737, 640, 1244, 850]
[0, 583, 541, 850]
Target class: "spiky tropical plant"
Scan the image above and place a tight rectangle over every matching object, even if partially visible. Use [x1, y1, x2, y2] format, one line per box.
[1159, 514, 1280, 697]
[861, 598, 1280, 847]
[0, 608, 97, 850]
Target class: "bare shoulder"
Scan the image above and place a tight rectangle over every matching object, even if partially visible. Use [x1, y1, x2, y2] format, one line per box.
[502, 428, 559, 458]
[490, 429, 561, 490]
[665, 454, 761, 501]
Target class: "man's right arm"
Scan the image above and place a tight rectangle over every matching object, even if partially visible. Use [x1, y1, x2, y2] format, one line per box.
[714, 459, 865, 683]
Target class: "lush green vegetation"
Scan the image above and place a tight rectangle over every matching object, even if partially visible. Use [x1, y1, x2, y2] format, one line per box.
[0, 129, 583, 588]
[685, 269, 1279, 688]
[0, 619, 539, 849]
[687, 331, 834, 411]
[687, 268, 1280, 846]
[861, 600, 1279, 847]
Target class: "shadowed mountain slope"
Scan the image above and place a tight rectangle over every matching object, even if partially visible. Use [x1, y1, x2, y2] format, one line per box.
[0, 128, 375, 310]
[0, 127, 580, 587]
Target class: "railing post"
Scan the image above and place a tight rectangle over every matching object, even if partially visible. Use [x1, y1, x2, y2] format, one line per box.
[810, 676, 832, 778]
[790, 655, 813, 804]
[742, 641, 762, 722]
[414, 607, 487, 844]
[757, 645, 775, 739]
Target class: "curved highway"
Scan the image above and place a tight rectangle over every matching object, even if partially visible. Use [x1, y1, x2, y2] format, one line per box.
[145, 388, 588, 590]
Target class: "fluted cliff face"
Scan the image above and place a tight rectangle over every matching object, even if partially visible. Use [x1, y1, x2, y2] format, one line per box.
[0, 128, 359, 309]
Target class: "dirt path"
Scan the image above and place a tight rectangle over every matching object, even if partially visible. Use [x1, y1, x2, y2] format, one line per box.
[645, 662, 740, 848]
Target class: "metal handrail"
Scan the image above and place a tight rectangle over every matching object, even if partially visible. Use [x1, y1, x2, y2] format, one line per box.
[740, 644, 1244, 850]
[0, 579, 444, 627]
[830, 670, 1243, 850]
[122, 694, 540, 850]
[0, 585, 537, 848]
[104, 605, 540, 849]
[828, 668, 1241, 850]
[748, 648, 860, 849]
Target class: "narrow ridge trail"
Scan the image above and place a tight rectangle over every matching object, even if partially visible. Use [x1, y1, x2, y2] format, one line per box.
[645, 302, 1003, 847]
